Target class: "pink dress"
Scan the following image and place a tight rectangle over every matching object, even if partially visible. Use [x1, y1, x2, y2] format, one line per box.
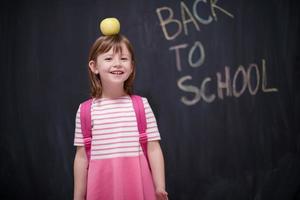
[74, 96, 161, 200]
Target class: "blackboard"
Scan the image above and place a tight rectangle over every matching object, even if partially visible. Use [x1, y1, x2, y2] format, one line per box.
[1, 0, 300, 199]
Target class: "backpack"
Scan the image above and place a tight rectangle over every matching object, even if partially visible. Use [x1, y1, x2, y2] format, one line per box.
[80, 95, 149, 167]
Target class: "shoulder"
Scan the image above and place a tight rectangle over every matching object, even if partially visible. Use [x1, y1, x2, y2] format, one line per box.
[79, 98, 94, 107]
[131, 95, 149, 103]
[75, 98, 94, 111]
[131, 95, 152, 109]
[142, 97, 150, 106]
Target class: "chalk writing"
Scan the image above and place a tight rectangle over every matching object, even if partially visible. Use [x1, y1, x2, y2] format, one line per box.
[177, 59, 278, 105]
[156, 0, 234, 40]
[156, 1, 278, 105]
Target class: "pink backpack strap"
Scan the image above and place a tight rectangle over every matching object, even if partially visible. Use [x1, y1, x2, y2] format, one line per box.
[131, 95, 149, 165]
[80, 99, 93, 164]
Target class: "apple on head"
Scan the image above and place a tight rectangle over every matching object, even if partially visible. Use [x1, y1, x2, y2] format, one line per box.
[100, 18, 121, 36]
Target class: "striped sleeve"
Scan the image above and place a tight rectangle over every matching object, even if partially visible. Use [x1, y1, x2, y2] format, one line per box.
[74, 104, 84, 146]
[142, 98, 161, 141]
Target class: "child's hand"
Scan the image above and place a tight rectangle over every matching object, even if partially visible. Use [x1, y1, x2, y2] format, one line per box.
[155, 188, 168, 200]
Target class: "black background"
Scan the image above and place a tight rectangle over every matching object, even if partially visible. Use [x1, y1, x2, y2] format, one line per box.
[1, 0, 300, 199]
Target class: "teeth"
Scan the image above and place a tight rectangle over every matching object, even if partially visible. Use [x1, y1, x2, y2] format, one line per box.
[111, 71, 123, 75]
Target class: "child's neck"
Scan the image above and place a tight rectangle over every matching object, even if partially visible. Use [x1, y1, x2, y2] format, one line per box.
[101, 84, 127, 99]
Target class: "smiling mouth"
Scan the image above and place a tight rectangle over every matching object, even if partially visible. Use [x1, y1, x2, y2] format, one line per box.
[110, 71, 124, 75]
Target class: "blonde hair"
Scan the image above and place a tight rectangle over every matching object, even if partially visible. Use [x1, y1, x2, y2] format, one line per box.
[88, 34, 136, 98]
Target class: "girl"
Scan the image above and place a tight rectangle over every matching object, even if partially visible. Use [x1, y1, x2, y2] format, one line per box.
[73, 34, 168, 200]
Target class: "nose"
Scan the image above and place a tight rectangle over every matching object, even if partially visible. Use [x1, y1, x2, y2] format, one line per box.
[112, 57, 121, 67]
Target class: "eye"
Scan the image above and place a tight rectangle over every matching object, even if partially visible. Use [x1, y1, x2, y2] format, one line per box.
[121, 57, 129, 61]
[104, 57, 112, 61]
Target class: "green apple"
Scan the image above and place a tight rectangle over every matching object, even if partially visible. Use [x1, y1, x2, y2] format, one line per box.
[100, 18, 120, 36]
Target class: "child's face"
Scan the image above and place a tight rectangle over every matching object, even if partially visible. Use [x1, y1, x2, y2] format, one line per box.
[93, 43, 133, 87]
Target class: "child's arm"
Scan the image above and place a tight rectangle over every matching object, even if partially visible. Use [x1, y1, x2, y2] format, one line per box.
[73, 146, 88, 200]
[148, 141, 168, 200]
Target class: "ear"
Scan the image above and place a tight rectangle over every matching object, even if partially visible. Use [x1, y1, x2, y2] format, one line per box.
[89, 60, 98, 74]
